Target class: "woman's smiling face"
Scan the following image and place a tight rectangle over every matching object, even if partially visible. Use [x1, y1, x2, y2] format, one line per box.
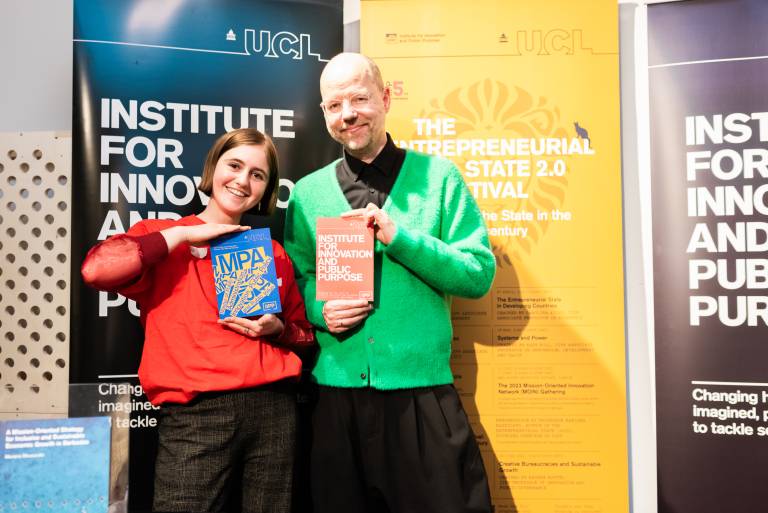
[209, 144, 270, 221]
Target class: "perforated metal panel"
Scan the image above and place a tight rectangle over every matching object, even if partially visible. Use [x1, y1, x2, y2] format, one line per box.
[0, 131, 71, 418]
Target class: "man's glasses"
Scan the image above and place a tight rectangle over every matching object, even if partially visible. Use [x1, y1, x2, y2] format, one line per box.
[320, 94, 372, 115]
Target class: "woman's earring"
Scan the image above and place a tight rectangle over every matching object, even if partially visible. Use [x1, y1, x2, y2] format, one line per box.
[256, 202, 261, 211]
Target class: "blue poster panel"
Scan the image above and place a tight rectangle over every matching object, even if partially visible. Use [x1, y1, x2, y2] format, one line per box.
[70, 1, 342, 509]
[649, 1, 768, 512]
[1, 417, 111, 513]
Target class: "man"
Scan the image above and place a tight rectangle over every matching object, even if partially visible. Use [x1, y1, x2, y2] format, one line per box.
[285, 52, 496, 513]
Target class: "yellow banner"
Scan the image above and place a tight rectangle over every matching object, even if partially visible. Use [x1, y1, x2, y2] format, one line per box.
[362, 1, 628, 512]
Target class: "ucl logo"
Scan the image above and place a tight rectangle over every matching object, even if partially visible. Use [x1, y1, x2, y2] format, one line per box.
[241, 29, 330, 62]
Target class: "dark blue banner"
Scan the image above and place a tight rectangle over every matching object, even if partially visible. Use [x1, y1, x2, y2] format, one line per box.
[70, 1, 342, 510]
[649, 1, 768, 512]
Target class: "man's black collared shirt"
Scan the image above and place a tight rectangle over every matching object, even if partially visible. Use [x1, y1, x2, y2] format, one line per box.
[336, 134, 406, 209]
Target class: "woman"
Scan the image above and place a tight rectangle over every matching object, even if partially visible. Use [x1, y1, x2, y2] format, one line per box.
[81, 128, 314, 513]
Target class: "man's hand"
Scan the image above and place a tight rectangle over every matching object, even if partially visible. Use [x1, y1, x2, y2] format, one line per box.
[219, 314, 285, 339]
[322, 299, 372, 334]
[342, 202, 396, 245]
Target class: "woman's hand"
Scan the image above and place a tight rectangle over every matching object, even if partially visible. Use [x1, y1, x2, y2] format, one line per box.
[218, 314, 285, 339]
[161, 224, 249, 252]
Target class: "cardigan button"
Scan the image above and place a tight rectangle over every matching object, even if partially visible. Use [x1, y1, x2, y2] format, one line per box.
[360, 373, 367, 380]
[368, 337, 375, 344]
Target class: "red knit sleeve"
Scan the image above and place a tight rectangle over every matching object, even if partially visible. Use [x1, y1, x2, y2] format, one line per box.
[272, 242, 315, 348]
[80, 231, 168, 297]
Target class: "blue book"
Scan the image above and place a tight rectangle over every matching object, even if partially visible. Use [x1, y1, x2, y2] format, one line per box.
[0, 416, 111, 513]
[210, 228, 282, 318]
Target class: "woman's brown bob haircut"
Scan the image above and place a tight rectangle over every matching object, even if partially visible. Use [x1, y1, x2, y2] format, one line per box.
[197, 128, 280, 216]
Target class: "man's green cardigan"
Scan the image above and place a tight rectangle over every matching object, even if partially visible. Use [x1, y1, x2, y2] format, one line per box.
[284, 151, 496, 389]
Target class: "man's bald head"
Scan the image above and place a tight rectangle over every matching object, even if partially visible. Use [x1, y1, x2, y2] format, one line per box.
[320, 53, 385, 95]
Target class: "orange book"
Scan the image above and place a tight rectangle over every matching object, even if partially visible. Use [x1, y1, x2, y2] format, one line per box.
[316, 216, 374, 301]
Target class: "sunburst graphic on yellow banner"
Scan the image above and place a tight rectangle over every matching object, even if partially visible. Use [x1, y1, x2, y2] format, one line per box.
[400, 78, 583, 265]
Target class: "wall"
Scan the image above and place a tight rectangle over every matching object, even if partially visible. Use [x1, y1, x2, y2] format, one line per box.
[0, 0, 73, 132]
